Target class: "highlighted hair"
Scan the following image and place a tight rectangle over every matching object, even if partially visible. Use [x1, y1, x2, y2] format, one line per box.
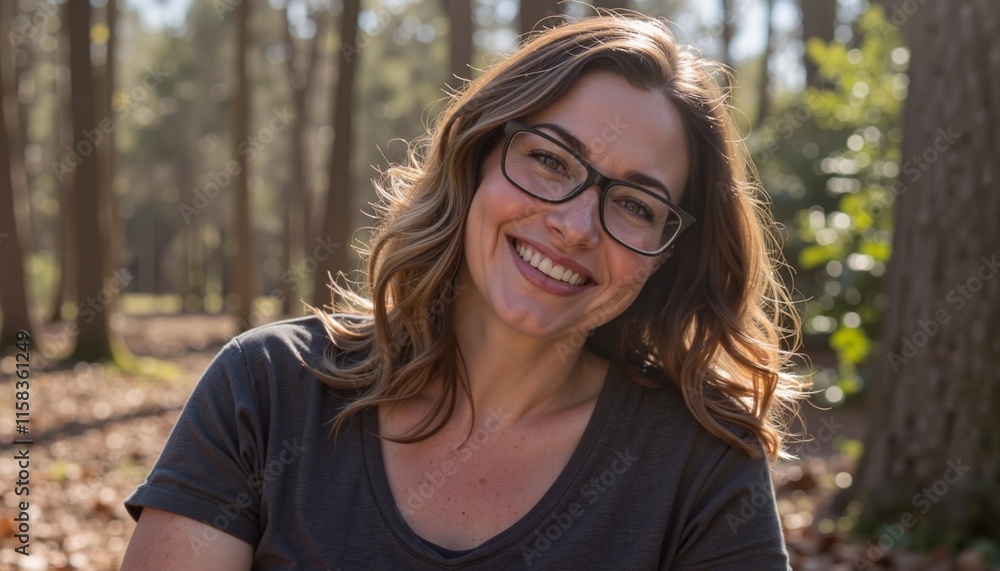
[311, 12, 807, 459]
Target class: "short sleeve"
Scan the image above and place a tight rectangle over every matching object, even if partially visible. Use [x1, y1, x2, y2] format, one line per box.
[125, 339, 267, 546]
[670, 446, 789, 571]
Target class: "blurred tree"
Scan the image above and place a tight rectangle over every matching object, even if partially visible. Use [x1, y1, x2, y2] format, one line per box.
[519, 0, 561, 34]
[313, 0, 361, 306]
[847, 0, 1000, 550]
[594, 0, 629, 9]
[0, 2, 38, 345]
[50, 0, 76, 322]
[100, 0, 124, 298]
[231, 0, 257, 331]
[720, 0, 734, 70]
[756, 0, 775, 123]
[779, 8, 904, 402]
[800, 0, 837, 87]
[68, 0, 114, 360]
[281, 1, 326, 314]
[444, 0, 473, 89]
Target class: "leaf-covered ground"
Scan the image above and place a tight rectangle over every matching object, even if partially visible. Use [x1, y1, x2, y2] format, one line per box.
[0, 315, 994, 570]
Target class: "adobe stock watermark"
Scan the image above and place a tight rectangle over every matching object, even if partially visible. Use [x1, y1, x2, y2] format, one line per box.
[874, 0, 932, 38]
[371, 281, 468, 379]
[726, 472, 779, 533]
[758, 105, 814, 161]
[38, 268, 133, 364]
[189, 438, 304, 555]
[873, 126, 960, 213]
[521, 449, 637, 566]
[694, 0, 753, 47]
[851, 459, 970, 569]
[341, 0, 406, 64]
[234, 235, 341, 329]
[51, 65, 171, 181]
[7, 0, 57, 52]
[729, 415, 844, 532]
[178, 107, 294, 224]
[887, 254, 998, 372]
[553, 259, 656, 364]
[395, 408, 511, 516]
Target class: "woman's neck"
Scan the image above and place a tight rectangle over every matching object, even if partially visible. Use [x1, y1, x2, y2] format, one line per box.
[449, 300, 608, 424]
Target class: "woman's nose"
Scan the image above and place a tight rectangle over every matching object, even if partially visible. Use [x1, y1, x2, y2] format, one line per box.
[545, 186, 601, 248]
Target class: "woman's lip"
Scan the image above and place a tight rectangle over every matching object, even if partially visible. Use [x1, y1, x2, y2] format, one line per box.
[509, 237, 595, 284]
[508, 238, 593, 295]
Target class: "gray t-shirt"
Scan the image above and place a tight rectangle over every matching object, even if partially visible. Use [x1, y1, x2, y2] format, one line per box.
[125, 316, 788, 570]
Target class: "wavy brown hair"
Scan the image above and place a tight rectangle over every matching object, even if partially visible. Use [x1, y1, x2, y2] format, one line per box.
[311, 12, 807, 459]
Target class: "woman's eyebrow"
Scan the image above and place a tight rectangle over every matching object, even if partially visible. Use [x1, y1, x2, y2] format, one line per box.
[533, 122, 589, 158]
[534, 122, 673, 201]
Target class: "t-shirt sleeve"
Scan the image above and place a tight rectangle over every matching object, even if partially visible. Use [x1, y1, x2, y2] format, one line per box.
[124, 338, 267, 547]
[670, 445, 789, 571]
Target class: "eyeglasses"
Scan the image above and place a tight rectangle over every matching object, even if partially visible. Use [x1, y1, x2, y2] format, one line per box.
[500, 121, 695, 256]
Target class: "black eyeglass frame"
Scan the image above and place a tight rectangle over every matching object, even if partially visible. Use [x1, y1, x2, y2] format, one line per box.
[500, 120, 696, 256]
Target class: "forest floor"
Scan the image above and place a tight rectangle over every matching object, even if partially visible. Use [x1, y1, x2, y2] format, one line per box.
[0, 313, 995, 570]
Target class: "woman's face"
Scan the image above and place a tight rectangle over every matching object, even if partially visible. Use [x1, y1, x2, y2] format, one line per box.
[459, 71, 690, 341]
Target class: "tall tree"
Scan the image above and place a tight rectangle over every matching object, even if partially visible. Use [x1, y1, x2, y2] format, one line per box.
[720, 0, 734, 70]
[280, 2, 325, 314]
[49, 0, 76, 322]
[68, 0, 115, 361]
[313, 0, 361, 306]
[800, 0, 837, 87]
[231, 0, 257, 330]
[847, 0, 1000, 548]
[101, 0, 123, 296]
[445, 0, 473, 90]
[0, 2, 38, 345]
[756, 0, 776, 123]
[519, 1, 562, 35]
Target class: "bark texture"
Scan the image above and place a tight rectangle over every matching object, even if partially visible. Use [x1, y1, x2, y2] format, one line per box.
[68, 0, 114, 361]
[231, 0, 257, 331]
[313, 0, 361, 306]
[848, 0, 1000, 547]
[0, 2, 37, 345]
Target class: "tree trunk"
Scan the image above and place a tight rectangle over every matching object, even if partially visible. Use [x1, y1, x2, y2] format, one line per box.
[0, 2, 38, 346]
[720, 0, 734, 70]
[50, 0, 76, 322]
[445, 0, 473, 90]
[756, 0, 775, 123]
[281, 5, 323, 315]
[800, 0, 837, 87]
[68, 0, 114, 361]
[846, 0, 1000, 550]
[312, 0, 361, 307]
[102, 0, 123, 299]
[519, 1, 562, 35]
[231, 0, 257, 331]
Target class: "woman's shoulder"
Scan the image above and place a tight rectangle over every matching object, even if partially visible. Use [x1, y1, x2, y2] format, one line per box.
[230, 313, 369, 364]
[617, 365, 765, 460]
[233, 314, 366, 351]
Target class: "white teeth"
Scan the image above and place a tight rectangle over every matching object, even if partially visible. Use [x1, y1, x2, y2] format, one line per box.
[514, 241, 586, 286]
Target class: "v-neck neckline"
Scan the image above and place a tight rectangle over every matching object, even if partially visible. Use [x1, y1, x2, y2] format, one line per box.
[360, 359, 623, 564]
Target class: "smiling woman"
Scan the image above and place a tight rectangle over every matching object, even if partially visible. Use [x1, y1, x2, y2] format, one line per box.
[122, 12, 805, 571]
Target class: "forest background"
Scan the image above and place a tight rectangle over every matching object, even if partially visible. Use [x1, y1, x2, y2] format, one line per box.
[0, 0, 998, 569]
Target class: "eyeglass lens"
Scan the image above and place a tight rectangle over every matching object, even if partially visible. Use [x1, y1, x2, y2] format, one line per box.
[504, 130, 682, 253]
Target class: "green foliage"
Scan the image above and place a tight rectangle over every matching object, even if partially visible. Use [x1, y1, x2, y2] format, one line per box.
[756, 7, 908, 404]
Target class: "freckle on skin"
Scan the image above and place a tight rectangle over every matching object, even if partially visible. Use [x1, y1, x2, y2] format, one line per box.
[479, 478, 487, 484]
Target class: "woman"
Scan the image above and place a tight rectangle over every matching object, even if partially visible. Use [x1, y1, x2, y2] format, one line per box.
[123, 13, 804, 570]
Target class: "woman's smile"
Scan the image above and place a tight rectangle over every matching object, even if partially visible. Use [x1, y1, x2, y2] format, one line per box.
[458, 71, 689, 339]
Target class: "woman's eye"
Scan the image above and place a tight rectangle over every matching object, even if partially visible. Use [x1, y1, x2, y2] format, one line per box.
[530, 152, 567, 175]
[620, 199, 654, 220]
